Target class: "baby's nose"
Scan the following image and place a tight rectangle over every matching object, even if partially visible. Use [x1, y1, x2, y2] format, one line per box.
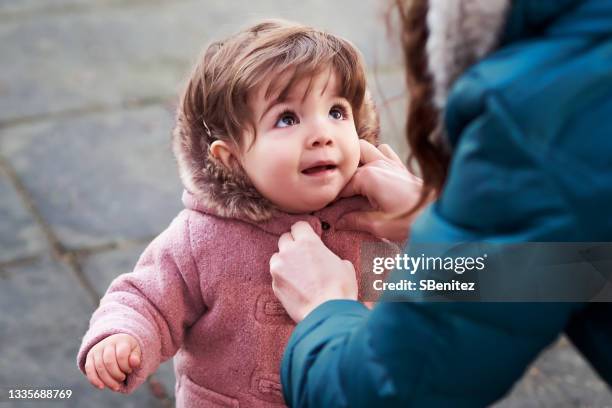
[308, 125, 334, 147]
[310, 135, 333, 147]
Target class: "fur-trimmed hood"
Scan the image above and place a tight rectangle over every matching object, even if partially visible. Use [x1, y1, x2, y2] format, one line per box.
[424, 0, 584, 112]
[172, 114, 278, 222]
[425, 0, 510, 110]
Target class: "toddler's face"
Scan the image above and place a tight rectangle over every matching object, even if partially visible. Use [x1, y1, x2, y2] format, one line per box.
[239, 70, 360, 213]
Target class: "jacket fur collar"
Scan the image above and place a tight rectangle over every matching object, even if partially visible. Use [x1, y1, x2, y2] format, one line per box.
[426, 0, 510, 110]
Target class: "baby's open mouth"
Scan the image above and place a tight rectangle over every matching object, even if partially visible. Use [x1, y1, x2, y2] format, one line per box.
[302, 164, 337, 175]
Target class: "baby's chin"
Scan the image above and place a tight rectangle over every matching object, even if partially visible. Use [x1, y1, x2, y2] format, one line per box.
[277, 190, 343, 214]
[268, 172, 356, 214]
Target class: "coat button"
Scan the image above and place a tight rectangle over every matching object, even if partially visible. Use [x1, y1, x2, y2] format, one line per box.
[321, 221, 331, 231]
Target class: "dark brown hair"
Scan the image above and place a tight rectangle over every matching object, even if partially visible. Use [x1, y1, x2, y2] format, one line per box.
[175, 19, 379, 156]
[395, 0, 450, 213]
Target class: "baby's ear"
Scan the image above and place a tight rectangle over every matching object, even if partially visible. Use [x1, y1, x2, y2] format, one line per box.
[210, 140, 239, 170]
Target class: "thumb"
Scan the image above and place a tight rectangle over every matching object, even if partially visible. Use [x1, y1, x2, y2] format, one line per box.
[339, 176, 359, 198]
[129, 343, 141, 369]
[336, 211, 382, 236]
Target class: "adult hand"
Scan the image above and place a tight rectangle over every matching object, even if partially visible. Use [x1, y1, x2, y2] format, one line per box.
[337, 140, 427, 242]
[270, 221, 358, 322]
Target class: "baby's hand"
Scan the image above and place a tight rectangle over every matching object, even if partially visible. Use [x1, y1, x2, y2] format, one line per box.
[84, 333, 141, 392]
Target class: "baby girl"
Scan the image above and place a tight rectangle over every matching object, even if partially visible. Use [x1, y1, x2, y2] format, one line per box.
[77, 19, 393, 407]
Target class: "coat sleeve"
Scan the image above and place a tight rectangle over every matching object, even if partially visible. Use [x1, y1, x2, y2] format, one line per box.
[76, 211, 205, 393]
[280, 89, 586, 407]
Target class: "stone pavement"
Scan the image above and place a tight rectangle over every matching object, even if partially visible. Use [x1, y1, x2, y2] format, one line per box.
[0, 1, 609, 407]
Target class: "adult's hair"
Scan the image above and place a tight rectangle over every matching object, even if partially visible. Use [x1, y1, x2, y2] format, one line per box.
[395, 0, 451, 213]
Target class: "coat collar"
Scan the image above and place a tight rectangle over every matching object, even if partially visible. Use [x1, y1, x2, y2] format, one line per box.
[182, 189, 371, 236]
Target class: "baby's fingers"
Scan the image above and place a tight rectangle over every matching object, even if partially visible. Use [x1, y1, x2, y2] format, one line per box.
[84, 351, 104, 389]
[115, 341, 133, 375]
[93, 347, 122, 391]
[103, 344, 126, 383]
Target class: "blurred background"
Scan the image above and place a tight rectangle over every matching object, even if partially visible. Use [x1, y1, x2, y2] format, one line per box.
[0, 1, 610, 407]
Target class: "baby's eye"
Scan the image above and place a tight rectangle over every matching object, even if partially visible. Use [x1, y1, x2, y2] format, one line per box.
[329, 105, 348, 120]
[275, 111, 299, 128]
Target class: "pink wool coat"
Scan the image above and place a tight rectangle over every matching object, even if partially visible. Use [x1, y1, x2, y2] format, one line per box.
[77, 190, 393, 407]
[77, 101, 391, 406]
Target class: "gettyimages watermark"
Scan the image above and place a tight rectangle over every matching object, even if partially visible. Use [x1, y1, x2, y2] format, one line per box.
[359, 242, 612, 302]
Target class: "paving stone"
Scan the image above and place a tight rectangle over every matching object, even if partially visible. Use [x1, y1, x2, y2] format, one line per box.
[368, 69, 409, 162]
[0, 0, 97, 15]
[0, 106, 184, 250]
[0, 256, 165, 408]
[0, 0, 400, 124]
[79, 243, 148, 297]
[378, 97, 410, 166]
[494, 337, 612, 408]
[0, 169, 47, 263]
[154, 360, 176, 401]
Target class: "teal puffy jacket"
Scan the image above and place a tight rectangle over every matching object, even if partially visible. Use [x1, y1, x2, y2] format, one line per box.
[281, 0, 612, 406]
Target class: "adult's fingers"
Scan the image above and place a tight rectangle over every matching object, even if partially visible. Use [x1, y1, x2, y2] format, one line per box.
[378, 143, 404, 166]
[269, 252, 281, 270]
[359, 139, 388, 164]
[103, 344, 126, 382]
[115, 341, 133, 375]
[338, 170, 362, 198]
[338, 163, 382, 199]
[278, 232, 293, 251]
[84, 352, 104, 389]
[290, 221, 317, 241]
[93, 347, 121, 391]
[339, 162, 390, 202]
[336, 210, 384, 237]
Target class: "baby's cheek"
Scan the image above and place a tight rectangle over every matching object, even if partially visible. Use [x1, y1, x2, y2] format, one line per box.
[265, 153, 296, 182]
[246, 143, 293, 182]
[255, 154, 299, 200]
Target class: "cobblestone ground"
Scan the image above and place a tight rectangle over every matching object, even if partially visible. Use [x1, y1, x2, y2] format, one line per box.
[0, 1, 610, 407]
